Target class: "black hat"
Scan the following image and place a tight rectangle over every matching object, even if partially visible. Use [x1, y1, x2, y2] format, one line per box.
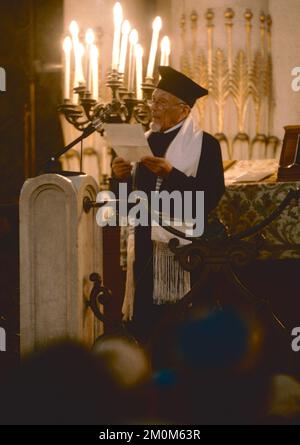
[156, 66, 208, 107]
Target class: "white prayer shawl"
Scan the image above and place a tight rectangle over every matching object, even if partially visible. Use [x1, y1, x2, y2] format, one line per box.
[122, 115, 203, 320]
[151, 114, 203, 244]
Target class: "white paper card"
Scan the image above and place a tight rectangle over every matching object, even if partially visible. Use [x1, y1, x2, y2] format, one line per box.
[103, 123, 152, 162]
[232, 170, 274, 182]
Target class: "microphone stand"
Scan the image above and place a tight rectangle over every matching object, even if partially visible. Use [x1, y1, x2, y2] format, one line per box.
[40, 118, 103, 176]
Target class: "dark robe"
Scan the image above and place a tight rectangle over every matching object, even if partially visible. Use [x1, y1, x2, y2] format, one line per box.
[111, 124, 225, 342]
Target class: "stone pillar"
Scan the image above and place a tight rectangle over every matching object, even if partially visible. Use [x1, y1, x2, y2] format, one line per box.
[20, 174, 103, 355]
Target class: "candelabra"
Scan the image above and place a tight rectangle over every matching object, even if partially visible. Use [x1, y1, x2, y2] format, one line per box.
[57, 4, 169, 179]
[58, 69, 155, 132]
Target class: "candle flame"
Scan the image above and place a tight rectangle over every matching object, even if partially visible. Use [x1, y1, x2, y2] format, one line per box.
[63, 36, 72, 52]
[129, 29, 138, 45]
[69, 20, 79, 36]
[113, 2, 123, 26]
[85, 28, 95, 45]
[152, 16, 162, 31]
[122, 20, 131, 35]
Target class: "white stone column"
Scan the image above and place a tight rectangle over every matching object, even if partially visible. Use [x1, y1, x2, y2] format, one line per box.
[20, 174, 103, 355]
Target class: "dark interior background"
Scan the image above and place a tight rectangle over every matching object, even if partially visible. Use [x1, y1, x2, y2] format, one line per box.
[0, 0, 299, 378]
[0, 0, 64, 372]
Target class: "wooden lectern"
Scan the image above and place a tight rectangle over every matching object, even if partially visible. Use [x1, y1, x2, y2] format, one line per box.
[277, 125, 300, 181]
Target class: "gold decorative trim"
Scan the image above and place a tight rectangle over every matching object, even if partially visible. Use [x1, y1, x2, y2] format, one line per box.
[180, 8, 279, 160]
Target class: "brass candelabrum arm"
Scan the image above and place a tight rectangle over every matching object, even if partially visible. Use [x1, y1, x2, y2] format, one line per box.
[59, 71, 155, 131]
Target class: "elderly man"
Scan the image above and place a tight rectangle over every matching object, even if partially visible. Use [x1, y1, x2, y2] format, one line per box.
[112, 66, 225, 343]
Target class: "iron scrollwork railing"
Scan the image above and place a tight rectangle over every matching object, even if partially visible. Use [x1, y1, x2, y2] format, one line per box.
[85, 188, 300, 332]
[85, 273, 129, 336]
[165, 188, 300, 330]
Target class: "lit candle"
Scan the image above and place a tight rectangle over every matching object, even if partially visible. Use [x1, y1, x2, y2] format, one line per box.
[165, 37, 171, 66]
[69, 21, 79, 86]
[77, 43, 85, 84]
[69, 20, 85, 103]
[135, 44, 143, 100]
[69, 20, 79, 46]
[160, 36, 170, 66]
[118, 20, 131, 74]
[91, 44, 99, 100]
[128, 29, 138, 92]
[85, 28, 95, 93]
[146, 16, 162, 78]
[112, 2, 123, 70]
[63, 36, 72, 99]
[69, 20, 82, 88]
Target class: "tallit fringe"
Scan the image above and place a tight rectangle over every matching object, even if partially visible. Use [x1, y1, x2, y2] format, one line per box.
[153, 241, 191, 304]
[121, 228, 135, 321]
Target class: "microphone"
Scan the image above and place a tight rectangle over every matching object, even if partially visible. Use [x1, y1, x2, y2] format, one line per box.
[82, 117, 103, 137]
[40, 117, 104, 176]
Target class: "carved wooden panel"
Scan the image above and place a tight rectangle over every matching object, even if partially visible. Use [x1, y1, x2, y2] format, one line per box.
[278, 125, 300, 181]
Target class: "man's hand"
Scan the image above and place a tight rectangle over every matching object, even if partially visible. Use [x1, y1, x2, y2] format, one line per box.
[112, 157, 132, 180]
[141, 156, 173, 178]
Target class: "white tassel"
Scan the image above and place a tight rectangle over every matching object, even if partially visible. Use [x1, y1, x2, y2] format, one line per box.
[153, 241, 190, 304]
[122, 226, 135, 321]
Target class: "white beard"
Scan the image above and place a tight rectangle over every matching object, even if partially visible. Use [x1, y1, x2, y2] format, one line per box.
[149, 121, 162, 133]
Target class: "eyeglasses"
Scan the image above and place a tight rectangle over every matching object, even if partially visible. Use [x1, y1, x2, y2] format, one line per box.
[148, 99, 186, 110]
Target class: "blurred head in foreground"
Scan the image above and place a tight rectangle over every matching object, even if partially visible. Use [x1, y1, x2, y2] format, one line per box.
[152, 305, 271, 424]
[92, 334, 151, 389]
[0, 340, 128, 425]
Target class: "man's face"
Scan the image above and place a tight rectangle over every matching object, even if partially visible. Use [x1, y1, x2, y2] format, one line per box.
[150, 88, 190, 132]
